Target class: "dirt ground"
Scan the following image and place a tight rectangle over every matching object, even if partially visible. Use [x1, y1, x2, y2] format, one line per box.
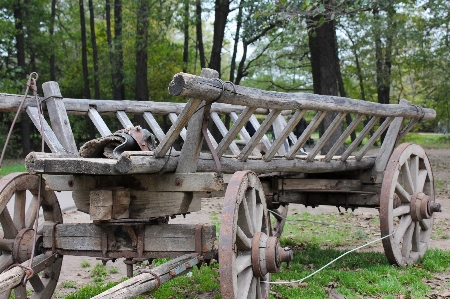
[54, 148, 450, 297]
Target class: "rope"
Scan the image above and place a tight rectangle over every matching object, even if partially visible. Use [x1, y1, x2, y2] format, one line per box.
[262, 230, 395, 285]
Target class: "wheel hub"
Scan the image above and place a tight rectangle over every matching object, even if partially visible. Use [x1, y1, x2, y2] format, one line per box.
[410, 192, 441, 222]
[13, 228, 39, 263]
[251, 232, 293, 277]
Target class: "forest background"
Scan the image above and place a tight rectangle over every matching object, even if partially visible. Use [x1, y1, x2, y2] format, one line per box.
[0, 0, 449, 158]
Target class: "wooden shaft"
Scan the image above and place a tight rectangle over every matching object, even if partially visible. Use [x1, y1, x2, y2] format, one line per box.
[88, 107, 112, 137]
[92, 254, 201, 299]
[0, 254, 47, 293]
[116, 111, 133, 128]
[168, 72, 436, 120]
[210, 112, 240, 155]
[355, 117, 394, 161]
[143, 112, 165, 141]
[229, 112, 262, 157]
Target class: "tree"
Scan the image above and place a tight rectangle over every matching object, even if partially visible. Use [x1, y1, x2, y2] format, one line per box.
[195, 0, 206, 69]
[79, 0, 91, 99]
[88, 0, 100, 99]
[135, 0, 150, 102]
[209, 0, 231, 76]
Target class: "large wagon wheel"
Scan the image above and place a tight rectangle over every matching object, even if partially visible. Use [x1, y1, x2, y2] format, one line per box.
[380, 143, 441, 266]
[0, 173, 63, 299]
[219, 171, 292, 299]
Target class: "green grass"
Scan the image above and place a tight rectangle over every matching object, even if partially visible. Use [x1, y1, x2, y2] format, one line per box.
[0, 162, 26, 178]
[80, 261, 91, 268]
[402, 133, 450, 148]
[62, 281, 77, 288]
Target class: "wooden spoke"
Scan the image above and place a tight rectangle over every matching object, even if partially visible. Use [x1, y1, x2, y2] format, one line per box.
[417, 170, 428, 193]
[269, 205, 289, 238]
[236, 253, 252, 275]
[393, 205, 410, 217]
[236, 226, 252, 250]
[25, 195, 40, 229]
[395, 183, 411, 203]
[411, 222, 420, 252]
[13, 190, 26, 230]
[394, 215, 412, 245]
[14, 285, 27, 299]
[237, 268, 253, 299]
[0, 254, 14, 273]
[29, 275, 46, 293]
[220, 171, 269, 299]
[401, 162, 414, 194]
[0, 207, 18, 239]
[380, 143, 436, 266]
[410, 155, 419, 192]
[401, 222, 414, 258]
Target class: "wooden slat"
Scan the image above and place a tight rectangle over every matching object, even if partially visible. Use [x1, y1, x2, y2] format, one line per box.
[42, 81, 78, 154]
[340, 116, 379, 162]
[154, 98, 203, 158]
[286, 111, 327, 159]
[265, 111, 306, 161]
[271, 115, 288, 155]
[116, 111, 133, 128]
[210, 112, 240, 155]
[238, 110, 280, 161]
[143, 112, 165, 141]
[26, 107, 67, 153]
[176, 69, 219, 173]
[355, 117, 394, 161]
[325, 114, 364, 162]
[168, 113, 187, 140]
[88, 107, 112, 137]
[229, 111, 261, 157]
[216, 108, 257, 157]
[307, 112, 347, 162]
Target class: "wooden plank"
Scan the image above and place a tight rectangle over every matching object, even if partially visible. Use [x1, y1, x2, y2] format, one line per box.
[88, 107, 112, 137]
[42, 224, 215, 252]
[277, 179, 362, 191]
[355, 117, 394, 161]
[168, 113, 187, 140]
[154, 98, 203, 158]
[176, 68, 219, 173]
[238, 110, 280, 161]
[42, 81, 78, 155]
[287, 111, 327, 159]
[325, 114, 364, 162]
[340, 116, 379, 162]
[271, 115, 288, 155]
[43, 173, 224, 192]
[278, 191, 380, 207]
[307, 112, 347, 162]
[26, 107, 67, 153]
[227, 111, 261, 157]
[265, 110, 306, 161]
[143, 112, 165, 141]
[116, 111, 134, 128]
[168, 72, 436, 120]
[210, 112, 240, 155]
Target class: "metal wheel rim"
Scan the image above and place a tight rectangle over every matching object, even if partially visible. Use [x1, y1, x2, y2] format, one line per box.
[0, 172, 63, 299]
[219, 171, 270, 299]
[380, 143, 435, 266]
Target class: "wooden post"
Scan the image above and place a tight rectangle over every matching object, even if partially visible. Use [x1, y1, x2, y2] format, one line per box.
[176, 68, 219, 173]
[42, 81, 78, 154]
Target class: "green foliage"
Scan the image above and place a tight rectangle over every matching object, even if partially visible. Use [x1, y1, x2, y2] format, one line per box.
[80, 261, 91, 268]
[64, 282, 119, 299]
[0, 162, 26, 178]
[62, 281, 78, 288]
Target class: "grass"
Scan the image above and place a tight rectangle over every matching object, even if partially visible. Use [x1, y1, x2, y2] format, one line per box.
[402, 132, 450, 148]
[80, 261, 91, 268]
[0, 161, 26, 178]
[62, 281, 77, 288]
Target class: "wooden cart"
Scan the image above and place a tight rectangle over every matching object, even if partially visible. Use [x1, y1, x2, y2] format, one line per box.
[0, 68, 440, 299]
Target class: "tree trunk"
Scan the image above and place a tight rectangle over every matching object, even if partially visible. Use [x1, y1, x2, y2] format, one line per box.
[89, 0, 100, 99]
[183, 0, 189, 73]
[374, 7, 394, 142]
[308, 17, 344, 154]
[50, 0, 57, 81]
[14, 0, 31, 156]
[79, 0, 91, 99]
[135, 0, 150, 106]
[195, 0, 206, 69]
[230, 2, 243, 82]
[209, 0, 230, 76]
[113, 0, 125, 100]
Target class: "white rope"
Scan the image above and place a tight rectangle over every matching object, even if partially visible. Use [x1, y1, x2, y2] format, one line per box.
[261, 230, 395, 284]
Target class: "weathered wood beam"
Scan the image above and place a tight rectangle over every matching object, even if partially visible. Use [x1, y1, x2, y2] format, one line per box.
[168, 72, 436, 120]
[92, 254, 201, 299]
[26, 151, 377, 175]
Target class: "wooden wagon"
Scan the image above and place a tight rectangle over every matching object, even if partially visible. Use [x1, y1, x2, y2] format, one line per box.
[0, 68, 440, 298]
